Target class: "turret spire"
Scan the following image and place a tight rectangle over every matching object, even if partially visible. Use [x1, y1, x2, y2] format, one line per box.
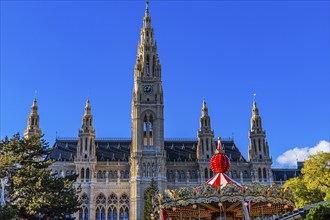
[84, 99, 91, 116]
[76, 99, 96, 161]
[81, 99, 94, 133]
[202, 100, 208, 116]
[24, 98, 42, 138]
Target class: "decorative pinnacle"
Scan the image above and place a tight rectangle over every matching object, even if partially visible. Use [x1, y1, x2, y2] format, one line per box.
[146, 0, 149, 11]
[84, 99, 91, 115]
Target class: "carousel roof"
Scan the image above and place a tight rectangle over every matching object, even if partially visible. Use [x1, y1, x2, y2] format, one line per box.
[206, 172, 242, 189]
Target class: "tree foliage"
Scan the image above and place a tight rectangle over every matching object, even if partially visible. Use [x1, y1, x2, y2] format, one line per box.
[143, 178, 158, 220]
[304, 202, 330, 220]
[302, 152, 330, 200]
[0, 204, 17, 219]
[284, 152, 330, 208]
[0, 134, 81, 220]
[283, 177, 324, 208]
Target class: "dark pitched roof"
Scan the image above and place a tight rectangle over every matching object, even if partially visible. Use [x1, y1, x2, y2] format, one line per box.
[48, 138, 247, 162]
[272, 168, 301, 181]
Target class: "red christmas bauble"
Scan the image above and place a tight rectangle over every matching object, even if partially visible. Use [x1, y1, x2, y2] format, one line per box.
[210, 153, 230, 173]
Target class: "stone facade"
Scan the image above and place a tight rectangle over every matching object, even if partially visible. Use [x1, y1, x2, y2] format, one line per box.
[22, 3, 279, 220]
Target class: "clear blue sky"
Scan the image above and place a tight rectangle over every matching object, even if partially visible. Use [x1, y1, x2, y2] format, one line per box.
[1, 0, 329, 167]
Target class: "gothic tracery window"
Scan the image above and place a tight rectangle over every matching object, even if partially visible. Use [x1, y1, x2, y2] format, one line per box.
[95, 194, 106, 220]
[119, 194, 129, 220]
[79, 194, 89, 220]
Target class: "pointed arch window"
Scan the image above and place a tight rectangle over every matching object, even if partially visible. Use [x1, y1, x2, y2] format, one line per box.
[263, 168, 267, 180]
[86, 168, 90, 182]
[81, 168, 85, 181]
[95, 206, 105, 220]
[85, 138, 88, 151]
[119, 194, 129, 220]
[79, 194, 89, 220]
[258, 168, 262, 181]
[119, 206, 129, 220]
[79, 206, 88, 220]
[108, 207, 117, 220]
[143, 113, 154, 146]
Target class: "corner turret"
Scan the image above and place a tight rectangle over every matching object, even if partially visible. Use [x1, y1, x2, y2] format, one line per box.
[24, 98, 42, 138]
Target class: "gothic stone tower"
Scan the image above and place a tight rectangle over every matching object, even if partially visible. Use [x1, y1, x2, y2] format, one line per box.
[248, 100, 273, 184]
[75, 100, 97, 214]
[197, 100, 216, 181]
[130, 2, 166, 219]
[24, 98, 42, 138]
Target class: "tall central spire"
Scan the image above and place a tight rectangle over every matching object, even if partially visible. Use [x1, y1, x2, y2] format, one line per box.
[133, 0, 161, 80]
[130, 2, 166, 219]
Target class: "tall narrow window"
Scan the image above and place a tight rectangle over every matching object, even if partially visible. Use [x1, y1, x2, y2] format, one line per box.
[85, 138, 88, 151]
[81, 168, 85, 181]
[143, 115, 148, 146]
[205, 168, 208, 179]
[152, 55, 156, 76]
[263, 168, 267, 180]
[149, 115, 154, 146]
[86, 168, 90, 182]
[258, 168, 262, 181]
[146, 55, 150, 76]
[108, 207, 117, 220]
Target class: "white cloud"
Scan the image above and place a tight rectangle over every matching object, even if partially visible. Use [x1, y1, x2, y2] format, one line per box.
[276, 140, 330, 167]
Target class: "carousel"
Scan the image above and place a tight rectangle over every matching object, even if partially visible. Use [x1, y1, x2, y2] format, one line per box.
[154, 138, 295, 220]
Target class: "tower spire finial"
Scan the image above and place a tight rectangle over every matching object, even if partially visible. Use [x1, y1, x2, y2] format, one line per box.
[146, 0, 149, 11]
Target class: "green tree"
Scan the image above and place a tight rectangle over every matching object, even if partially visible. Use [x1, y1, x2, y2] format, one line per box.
[304, 202, 330, 220]
[284, 152, 330, 208]
[143, 178, 158, 220]
[0, 134, 81, 220]
[283, 177, 324, 208]
[302, 152, 330, 200]
[0, 204, 17, 219]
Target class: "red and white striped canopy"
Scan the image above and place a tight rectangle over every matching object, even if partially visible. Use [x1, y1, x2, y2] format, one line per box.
[206, 172, 242, 189]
